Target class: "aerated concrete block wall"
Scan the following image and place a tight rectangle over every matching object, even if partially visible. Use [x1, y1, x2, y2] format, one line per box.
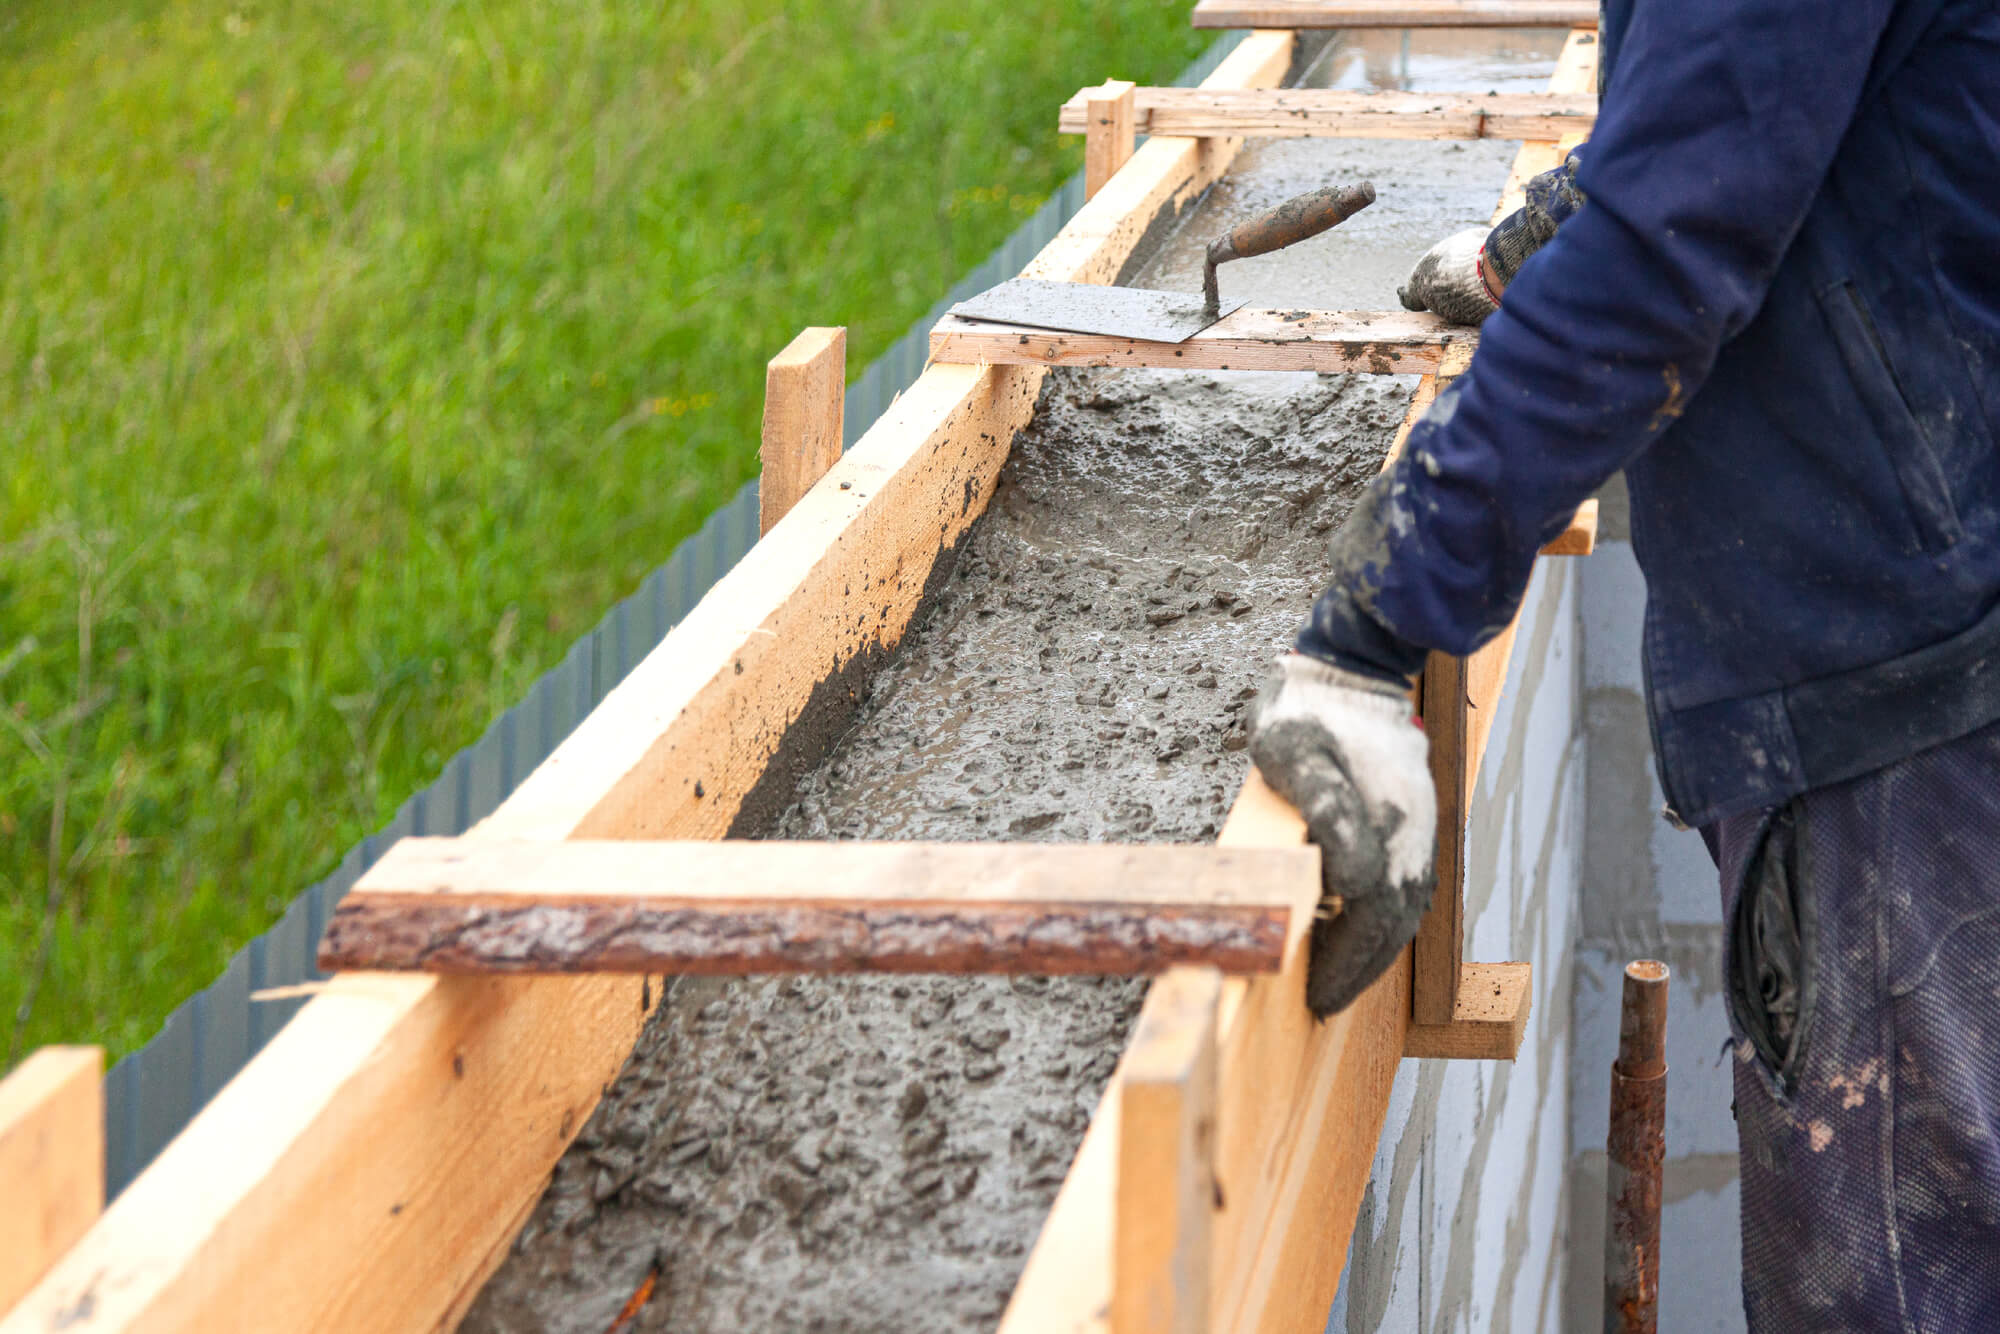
[1325, 501, 1750, 1332]
[1563, 509, 1746, 1333]
[1327, 551, 1588, 1331]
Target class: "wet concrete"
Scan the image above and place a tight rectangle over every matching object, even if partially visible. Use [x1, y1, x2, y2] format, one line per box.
[461, 30, 1566, 1334]
[1139, 29, 1566, 315]
[461, 369, 1408, 1334]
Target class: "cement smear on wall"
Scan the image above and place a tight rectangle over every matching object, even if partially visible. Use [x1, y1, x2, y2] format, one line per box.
[460, 368, 1408, 1334]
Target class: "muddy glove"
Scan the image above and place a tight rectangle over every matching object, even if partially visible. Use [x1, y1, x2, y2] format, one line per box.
[1396, 227, 1498, 326]
[1248, 652, 1436, 1018]
[1398, 148, 1587, 326]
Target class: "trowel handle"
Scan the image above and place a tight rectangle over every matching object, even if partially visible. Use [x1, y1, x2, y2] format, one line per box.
[1205, 181, 1376, 268]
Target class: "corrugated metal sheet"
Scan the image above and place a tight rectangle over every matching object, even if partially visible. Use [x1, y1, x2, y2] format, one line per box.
[101, 30, 1245, 1200]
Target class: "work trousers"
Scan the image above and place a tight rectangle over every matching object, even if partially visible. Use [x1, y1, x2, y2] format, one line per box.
[1708, 718, 2000, 1332]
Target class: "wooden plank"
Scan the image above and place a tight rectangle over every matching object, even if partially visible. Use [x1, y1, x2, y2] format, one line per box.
[1412, 650, 1468, 1025]
[1211, 40, 1597, 1328]
[999, 771, 1414, 1334]
[1541, 495, 1597, 555]
[759, 326, 846, 536]
[1059, 88, 1594, 142]
[1192, 0, 1597, 27]
[0, 30, 1301, 1334]
[1404, 961, 1531, 1059]
[317, 839, 1318, 977]
[1114, 966, 1223, 1334]
[0, 1047, 102, 1314]
[1003, 29, 1594, 1334]
[1085, 80, 1138, 200]
[931, 306, 1468, 375]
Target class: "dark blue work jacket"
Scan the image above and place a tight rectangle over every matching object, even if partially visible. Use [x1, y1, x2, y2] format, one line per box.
[1302, 0, 2000, 828]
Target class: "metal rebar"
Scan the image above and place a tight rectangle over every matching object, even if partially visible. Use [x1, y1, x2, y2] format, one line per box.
[1605, 959, 1668, 1333]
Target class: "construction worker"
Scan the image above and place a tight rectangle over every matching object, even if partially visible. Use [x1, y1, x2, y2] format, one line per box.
[1246, 0, 2000, 1326]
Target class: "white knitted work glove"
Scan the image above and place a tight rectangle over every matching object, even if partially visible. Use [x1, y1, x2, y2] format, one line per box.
[1396, 227, 1499, 327]
[1248, 653, 1437, 1017]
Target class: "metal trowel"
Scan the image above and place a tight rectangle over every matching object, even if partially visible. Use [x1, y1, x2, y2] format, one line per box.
[947, 180, 1375, 343]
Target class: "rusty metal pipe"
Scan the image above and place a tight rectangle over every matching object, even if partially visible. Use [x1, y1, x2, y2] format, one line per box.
[1605, 959, 1668, 1333]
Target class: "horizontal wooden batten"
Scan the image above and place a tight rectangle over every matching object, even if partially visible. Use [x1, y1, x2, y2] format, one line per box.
[317, 838, 1319, 977]
[1058, 88, 1594, 142]
[1192, 0, 1598, 27]
[931, 306, 1467, 375]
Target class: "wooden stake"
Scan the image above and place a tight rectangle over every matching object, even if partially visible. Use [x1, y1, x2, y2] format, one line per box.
[759, 326, 846, 536]
[1114, 966, 1222, 1334]
[0, 1047, 102, 1313]
[318, 838, 1319, 978]
[1084, 81, 1138, 200]
[1413, 650, 1468, 1026]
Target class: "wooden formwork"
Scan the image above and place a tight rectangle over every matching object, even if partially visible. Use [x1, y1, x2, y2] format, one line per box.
[3, 16, 1598, 1334]
[1192, 0, 1598, 27]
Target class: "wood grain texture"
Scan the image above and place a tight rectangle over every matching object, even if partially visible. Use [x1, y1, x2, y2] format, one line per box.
[1192, 0, 1597, 27]
[317, 839, 1317, 977]
[1114, 966, 1223, 1334]
[1193, 37, 1596, 1327]
[931, 306, 1468, 374]
[1059, 88, 1594, 142]
[1403, 961, 1531, 1059]
[0, 30, 1302, 1334]
[1085, 81, 1138, 200]
[0, 1047, 102, 1315]
[1540, 496, 1597, 555]
[759, 326, 846, 536]
[998, 771, 1414, 1334]
[1413, 651, 1468, 1026]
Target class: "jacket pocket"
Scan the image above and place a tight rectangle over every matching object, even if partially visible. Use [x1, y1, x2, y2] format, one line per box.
[1726, 803, 1817, 1096]
[1820, 280, 1962, 553]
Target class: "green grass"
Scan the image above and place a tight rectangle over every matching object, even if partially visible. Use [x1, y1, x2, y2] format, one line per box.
[0, 0, 1211, 1062]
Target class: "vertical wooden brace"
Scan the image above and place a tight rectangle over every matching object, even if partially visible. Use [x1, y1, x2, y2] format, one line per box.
[758, 326, 847, 535]
[1114, 965, 1222, 1334]
[1084, 80, 1138, 200]
[1413, 650, 1469, 1026]
[0, 1047, 103, 1313]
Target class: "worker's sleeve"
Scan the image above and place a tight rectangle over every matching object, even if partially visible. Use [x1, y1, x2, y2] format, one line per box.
[1297, 0, 1903, 675]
